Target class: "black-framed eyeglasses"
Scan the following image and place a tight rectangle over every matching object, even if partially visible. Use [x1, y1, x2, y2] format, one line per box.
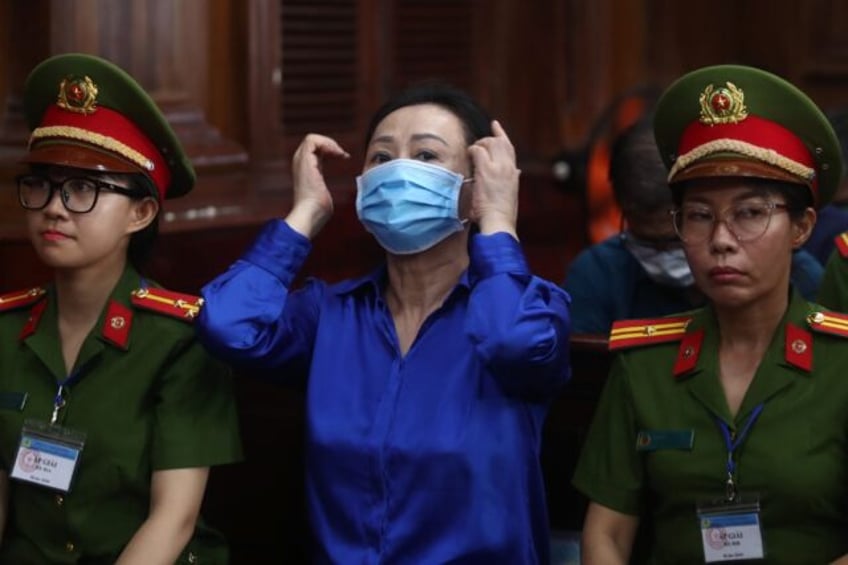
[16, 174, 142, 214]
[670, 200, 789, 245]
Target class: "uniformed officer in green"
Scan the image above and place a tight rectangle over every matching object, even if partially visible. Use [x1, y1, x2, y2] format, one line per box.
[0, 54, 242, 563]
[818, 232, 848, 310]
[573, 65, 848, 564]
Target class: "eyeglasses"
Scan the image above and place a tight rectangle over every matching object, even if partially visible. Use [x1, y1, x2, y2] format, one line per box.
[670, 200, 789, 245]
[16, 174, 142, 214]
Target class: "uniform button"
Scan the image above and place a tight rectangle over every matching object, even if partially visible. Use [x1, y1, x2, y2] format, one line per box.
[55, 495, 64, 507]
[188, 552, 197, 563]
[65, 541, 75, 552]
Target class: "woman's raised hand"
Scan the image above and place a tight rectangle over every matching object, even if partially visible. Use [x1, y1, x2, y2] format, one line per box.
[467, 120, 520, 238]
[286, 134, 350, 239]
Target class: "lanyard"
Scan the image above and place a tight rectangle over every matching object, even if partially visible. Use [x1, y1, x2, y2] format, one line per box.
[50, 367, 87, 425]
[715, 403, 764, 502]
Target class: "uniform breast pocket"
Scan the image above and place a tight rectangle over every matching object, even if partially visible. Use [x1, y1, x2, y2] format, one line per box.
[0, 391, 28, 412]
[639, 428, 705, 493]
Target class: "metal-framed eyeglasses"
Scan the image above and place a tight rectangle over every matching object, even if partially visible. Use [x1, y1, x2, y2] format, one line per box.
[670, 200, 789, 245]
[16, 174, 143, 214]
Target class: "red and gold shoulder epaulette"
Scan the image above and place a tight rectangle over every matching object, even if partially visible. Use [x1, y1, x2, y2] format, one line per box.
[0, 287, 46, 313]
[806, 309, 848, 339]
[608, 316, 693, 351]
[834, 231, 848, 258]
[130, 287, 203, 322]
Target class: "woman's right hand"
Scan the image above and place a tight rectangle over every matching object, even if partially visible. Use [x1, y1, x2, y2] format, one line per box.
[285, 134, 350, 239]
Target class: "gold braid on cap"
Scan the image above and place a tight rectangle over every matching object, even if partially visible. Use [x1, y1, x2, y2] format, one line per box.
[28, 125, 155, 171]
[668, 138, 815, 184]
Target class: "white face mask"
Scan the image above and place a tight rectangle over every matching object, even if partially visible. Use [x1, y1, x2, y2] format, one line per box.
[623, 232, 695, 288]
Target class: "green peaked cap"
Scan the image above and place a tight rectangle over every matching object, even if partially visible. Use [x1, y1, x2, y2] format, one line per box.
[654, 64, 843, 206]
[23, 53, 195, 200]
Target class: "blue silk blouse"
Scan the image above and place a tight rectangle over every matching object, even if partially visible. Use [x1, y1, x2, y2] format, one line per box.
[197, 220, 571, 564]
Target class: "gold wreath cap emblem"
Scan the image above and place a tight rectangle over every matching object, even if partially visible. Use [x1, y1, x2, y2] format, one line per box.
[699, 82, 748, 125]
[57, 75, 99, 114]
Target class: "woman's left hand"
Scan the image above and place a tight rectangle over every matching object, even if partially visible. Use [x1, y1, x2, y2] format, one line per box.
[467, 120, 520, 237]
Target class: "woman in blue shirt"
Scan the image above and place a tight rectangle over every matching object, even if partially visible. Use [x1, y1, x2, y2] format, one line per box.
[196, 84, 572, 563]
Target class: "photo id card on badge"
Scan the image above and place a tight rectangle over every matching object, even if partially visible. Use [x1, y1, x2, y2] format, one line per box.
[10, 419, 86, 493]
[697, 498, 764, 562]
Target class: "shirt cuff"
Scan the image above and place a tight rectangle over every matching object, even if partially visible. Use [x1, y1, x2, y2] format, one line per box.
[242, 219, 312, 286]
[470, 232, 529, 279]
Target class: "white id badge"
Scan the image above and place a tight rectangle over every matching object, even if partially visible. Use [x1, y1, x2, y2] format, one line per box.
[10, 419, 86, 493]
[698, 499, 764, 562]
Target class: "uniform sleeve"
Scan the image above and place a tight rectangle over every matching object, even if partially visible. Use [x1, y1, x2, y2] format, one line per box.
[152, 337, 242, 470]
[196, 219, 324, 372]
[817, 249, 848, 311]
[464, 232, 572, 400]
[572, 353, 644, 516]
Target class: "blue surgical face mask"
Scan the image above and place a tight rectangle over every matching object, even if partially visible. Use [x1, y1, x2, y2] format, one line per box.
[356, 159, 467, 255]
[623, 232, 695, 288]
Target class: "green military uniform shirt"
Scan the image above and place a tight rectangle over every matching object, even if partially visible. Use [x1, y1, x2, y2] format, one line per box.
[573, 292, 848, 564]
[0, 265, 242, 564]
[817, 231, 848, 312]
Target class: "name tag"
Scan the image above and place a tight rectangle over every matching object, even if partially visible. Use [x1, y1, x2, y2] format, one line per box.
[698, 502, 764, 562]
[10, 420, 85, 493]
[636, 429, 695, 451]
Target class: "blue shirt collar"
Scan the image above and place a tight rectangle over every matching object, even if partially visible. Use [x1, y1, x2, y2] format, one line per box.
[330, 263, 474, 297]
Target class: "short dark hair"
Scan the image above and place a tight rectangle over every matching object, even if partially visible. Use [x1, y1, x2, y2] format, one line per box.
[364, 82, 493, 147]
[609, 118, 671, 216]
[126, 173, 160, 271]
[673, 178, 812, 220]
[770, 182, 814, 220]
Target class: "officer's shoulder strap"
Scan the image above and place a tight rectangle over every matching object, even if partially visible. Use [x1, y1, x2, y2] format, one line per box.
[0, 287, 46, 313]
[130, 287, 203, 323]
[806, 309, 848, 339]
[608, 315, 693, 351]
[833, 231, 848, 258]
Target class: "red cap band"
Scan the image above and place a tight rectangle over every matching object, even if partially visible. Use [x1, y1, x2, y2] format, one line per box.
[677, 115, 817, 193]
[30, 105, 170, 200]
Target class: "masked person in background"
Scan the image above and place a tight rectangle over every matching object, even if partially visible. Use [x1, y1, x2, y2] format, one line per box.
[196, 83, 571, 564]
[564, 119, 824, 335]
[803, 109, 848, 267]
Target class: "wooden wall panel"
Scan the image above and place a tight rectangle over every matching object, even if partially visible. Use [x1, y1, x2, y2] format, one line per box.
[207, 0, 249, 146]
[391, 1, 475, 92]
[802, 0, 848, 71]
[642, 0, 848, 105]
[0, 1, 52, 151]
[279, 1, 359, 136]
[797, 0, 848, 109]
